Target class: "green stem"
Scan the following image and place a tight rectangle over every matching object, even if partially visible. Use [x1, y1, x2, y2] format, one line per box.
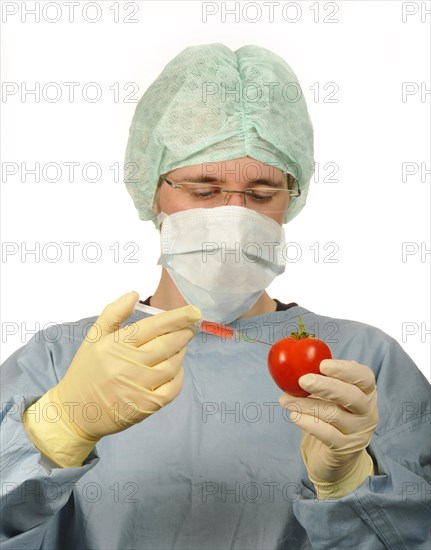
[290, 315, 315, 339]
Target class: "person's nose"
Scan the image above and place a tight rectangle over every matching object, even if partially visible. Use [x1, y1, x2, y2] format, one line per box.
[224, 191, 246, 207]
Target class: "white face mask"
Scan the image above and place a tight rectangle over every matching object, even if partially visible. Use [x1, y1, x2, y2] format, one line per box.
[157, 206, 286, 324]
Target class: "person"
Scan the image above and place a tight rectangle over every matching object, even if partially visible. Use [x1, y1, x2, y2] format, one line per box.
[1, 44, 430, 550]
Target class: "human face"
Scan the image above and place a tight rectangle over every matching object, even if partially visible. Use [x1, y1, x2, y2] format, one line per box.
[153, 157, 290, 225]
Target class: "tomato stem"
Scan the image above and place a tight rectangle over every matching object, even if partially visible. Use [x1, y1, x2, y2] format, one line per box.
[290, 315, 315, 339]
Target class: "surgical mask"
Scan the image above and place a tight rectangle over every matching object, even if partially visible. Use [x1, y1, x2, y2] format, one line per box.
[157, 206, 286, 324]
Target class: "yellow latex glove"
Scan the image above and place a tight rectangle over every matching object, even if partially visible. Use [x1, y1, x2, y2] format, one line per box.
[23, 291, 201, 468]
[279, 359, 378, 499]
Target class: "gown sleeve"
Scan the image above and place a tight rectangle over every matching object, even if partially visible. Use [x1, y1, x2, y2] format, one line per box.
[0, 327, 99, 549]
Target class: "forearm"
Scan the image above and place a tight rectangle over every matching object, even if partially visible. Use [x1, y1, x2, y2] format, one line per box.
[1, 394, 99, 544]
[294, 440, 431, 549]
[23, 387, 97, 468]
[309, 450, 375, 500]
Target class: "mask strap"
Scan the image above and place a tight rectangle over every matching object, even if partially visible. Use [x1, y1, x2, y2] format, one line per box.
[157, 211, 168, 229]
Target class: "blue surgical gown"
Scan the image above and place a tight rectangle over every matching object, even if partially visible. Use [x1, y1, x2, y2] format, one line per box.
[1, 304, 430, 549]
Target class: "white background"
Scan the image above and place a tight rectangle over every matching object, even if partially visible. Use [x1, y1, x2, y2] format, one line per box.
[1, 0, 430, 379]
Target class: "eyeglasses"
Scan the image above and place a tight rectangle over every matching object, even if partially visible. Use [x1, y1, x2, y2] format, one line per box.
[160, 175, 300, 214]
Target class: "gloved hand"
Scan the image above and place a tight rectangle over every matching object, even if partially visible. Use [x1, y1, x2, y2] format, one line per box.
[23, 291, 201, 468]
[279, 359, 378, 499]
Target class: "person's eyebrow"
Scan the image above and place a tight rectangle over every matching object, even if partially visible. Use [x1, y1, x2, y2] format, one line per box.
[175, 175, 286, 187]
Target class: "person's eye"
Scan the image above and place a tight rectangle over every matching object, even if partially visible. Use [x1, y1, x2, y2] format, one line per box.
[193, 191, 214, 198]
[190, 186, 221, 199]
[247, 189, 276, 202]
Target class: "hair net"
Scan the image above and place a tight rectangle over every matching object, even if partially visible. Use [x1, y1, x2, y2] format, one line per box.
[124, 43, 314, 226]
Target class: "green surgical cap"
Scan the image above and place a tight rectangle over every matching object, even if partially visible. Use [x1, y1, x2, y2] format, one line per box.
[124, 43, 314, 226]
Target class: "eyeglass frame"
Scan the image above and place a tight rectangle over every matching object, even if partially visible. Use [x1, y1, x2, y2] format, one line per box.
[159, 173, 301, 209]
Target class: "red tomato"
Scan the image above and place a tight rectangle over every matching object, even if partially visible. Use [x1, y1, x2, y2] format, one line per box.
[267, 318, 332, 397]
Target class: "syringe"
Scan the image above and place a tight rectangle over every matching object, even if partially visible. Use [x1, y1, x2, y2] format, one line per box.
[134, 302, 271, 345]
